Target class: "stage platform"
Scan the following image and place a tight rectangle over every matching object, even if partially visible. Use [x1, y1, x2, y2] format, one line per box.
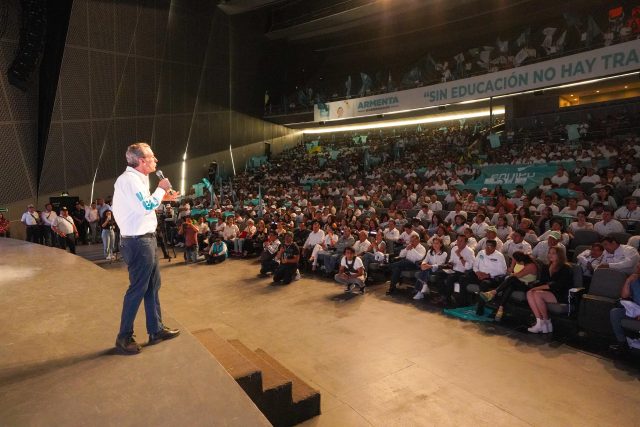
[0, 239, 270, 426]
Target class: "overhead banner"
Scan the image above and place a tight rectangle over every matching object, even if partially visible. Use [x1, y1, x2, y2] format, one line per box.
[314, 39, 640, 121]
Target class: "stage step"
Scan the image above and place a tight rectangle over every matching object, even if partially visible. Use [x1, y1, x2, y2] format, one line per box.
[255, 349, 322, 425]
[193, 328, 321, 426]
[229, 340, 294, 426]
[192, 329, 263, 400]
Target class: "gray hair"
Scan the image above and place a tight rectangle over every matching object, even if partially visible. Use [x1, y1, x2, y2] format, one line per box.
[126, 142, 151, 167]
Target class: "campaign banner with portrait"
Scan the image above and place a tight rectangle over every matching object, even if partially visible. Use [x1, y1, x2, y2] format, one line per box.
[314, 39, 640, 121]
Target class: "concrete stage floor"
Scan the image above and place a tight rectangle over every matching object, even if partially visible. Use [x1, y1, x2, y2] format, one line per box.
[81, 245, 640, 427]
[0, 239, 269, 427]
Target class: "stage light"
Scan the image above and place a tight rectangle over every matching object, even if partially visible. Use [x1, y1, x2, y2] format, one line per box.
[180, 151, 187, 196]
[301, 107, 505, 134]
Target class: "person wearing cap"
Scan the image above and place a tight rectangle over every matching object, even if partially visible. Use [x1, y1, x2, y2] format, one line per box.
[51, 207, 79, 254]
[538, 218, 570, 246]
[531, 231, 566, 264]
[111, 142, 180, 355]
[594, 206, 625, 236]
[272, 232, 300, 285]
[475, 226, 503, 254]
[21, 204, 41, 244]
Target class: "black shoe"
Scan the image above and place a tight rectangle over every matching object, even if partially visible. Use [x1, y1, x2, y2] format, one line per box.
[345, 284, 353, 293]
[359, 285, 366, 295]
[609, 342, 629, 355]
[115, 335, 141, 355]
[386, 286, 397, 295]
[149, 326, 180, 345]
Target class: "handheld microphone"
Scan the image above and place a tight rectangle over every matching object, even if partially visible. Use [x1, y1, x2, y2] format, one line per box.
[155, 170, 173, 192]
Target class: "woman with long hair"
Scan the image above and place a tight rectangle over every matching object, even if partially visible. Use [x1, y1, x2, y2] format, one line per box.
[526, 246, 573, 334]
[413, 237, 448, 300]
[100, 210, 117, 260]
[479, 251, 538, 321]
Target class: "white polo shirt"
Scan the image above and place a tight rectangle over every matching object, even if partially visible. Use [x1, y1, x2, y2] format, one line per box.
[473, 250, 507, 278]
[603, 244, 640, 274]
[112, 166, 165, 237]
[21, 211, 39, 226]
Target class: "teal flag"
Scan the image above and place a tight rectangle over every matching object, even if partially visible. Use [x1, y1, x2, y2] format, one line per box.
[489, 133, 501, 148]
[566, 124, 580, 141]
[360, 135, 368, 143]
[329, 150, 339, 160]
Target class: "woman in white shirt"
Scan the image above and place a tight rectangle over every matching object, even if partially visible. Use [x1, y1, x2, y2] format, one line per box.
[427, 224, 451, 249]
[568, 211, 594, 237]
[413, 237, 448, 300]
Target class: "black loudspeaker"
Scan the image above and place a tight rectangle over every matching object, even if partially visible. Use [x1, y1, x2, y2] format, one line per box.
[49, 196, 79, 214]
[533, 90, 544, 96]
[208, 161, 218, 183]
[7, 0, 47, 91]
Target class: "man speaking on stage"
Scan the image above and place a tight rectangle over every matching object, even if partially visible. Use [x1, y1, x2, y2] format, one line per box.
[112, 142, 180, 354]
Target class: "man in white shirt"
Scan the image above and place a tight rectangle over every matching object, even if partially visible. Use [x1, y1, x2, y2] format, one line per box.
[41, 203, 57, 247]
[550, 167, 569, 186]
[475, 227, 504, 253]
[470, 214, 489, 238]
[576, 242, 604, 286]
[398, 224, 419, 246]
[536, 195, 559, 214]
[353, 230, 372, 256]
[416, 204, 433, 223]
[470, 240, 508, 295]
[598, 236, 640, 275]
[444, 202, 468, 225]
[614, 197, 640, 230]
[21, 204, 42, 243]
[580, 168, 600, 184]
[438, 234, 475, 306]
[85, 201, 100, 243]
[386, 235, 426, 294]
[428, 194, 443, 212]
[51, 207, 78, 253]
[502, 229, 533, 258]
[112, 142, 180, 355]
[302, 221, 325, 261]
[594, 207, 625, 236]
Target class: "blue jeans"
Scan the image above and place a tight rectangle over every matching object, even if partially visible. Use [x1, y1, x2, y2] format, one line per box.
[415, 269, 435, 291]
[102, 228, 115, 258]
[610, 279, 640, 342]
[118, 235, 163, 339]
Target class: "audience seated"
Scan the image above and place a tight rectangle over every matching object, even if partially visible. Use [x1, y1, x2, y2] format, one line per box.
[526, 247, 574, 334]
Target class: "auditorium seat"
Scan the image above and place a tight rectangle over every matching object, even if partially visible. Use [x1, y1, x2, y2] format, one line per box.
[546, 264, 586, 336]
[578, 268, 628, 339]
[569, 230, 600, 250]
[607, 232, 631, 245]
[621, 318, 640, 340]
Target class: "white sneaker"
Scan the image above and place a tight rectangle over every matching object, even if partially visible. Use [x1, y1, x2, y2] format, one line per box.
[527, 319, 544, 333]
[413, 291, 424, 300]
[106, 255, 112, 260]
[542, 319, 553, 334]
[294, 270, 301, 281]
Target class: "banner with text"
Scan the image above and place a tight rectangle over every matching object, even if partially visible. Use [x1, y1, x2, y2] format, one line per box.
[314, 39, 640, 121]
[465, 164, 558, 191]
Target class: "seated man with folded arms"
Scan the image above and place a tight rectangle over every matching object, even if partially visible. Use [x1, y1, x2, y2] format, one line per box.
[575, 242, 605, 288]
[386, 234, 426, 295]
